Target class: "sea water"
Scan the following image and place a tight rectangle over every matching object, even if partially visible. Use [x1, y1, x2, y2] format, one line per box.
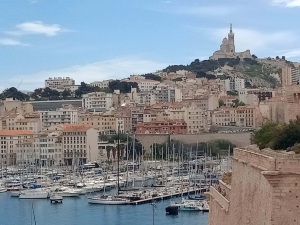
[0, 193, 208, 225]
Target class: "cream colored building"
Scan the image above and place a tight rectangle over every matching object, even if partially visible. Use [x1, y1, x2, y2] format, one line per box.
[89, 80, 112, 89]
[61, 124, 98, 165]
[39, 108, 79, 129]
[45, 77, 75, 90]
[82, 92, 113, 111]
[282, 65, 300, 86]
[211, 105, 263, 128]
[79, 113, 116, 134]
[184, 104, 209, 133]
[183, 95, 219, 111]
[33, 132, 63, 166]
[0, 98, 33, 117]
[0, 130, 34, 166]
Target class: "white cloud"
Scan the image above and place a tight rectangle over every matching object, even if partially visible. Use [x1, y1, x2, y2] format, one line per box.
[3, 57, 168, 91]
[278, 49, 300, 58]
[207, 27, 298, 56]
[7, 21, 63, 36]
[0, 38, 28, 46]
[161, 0, 172, 3]
[271, 0, 300, 7]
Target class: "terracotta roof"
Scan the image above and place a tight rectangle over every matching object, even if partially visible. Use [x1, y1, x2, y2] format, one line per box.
[0, 130, 34, 136]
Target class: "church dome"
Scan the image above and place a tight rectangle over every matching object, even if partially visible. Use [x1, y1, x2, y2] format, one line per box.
[222, 37, 228, 44]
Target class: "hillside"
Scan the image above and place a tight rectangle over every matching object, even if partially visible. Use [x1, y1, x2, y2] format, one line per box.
[163, 56, 293, 88]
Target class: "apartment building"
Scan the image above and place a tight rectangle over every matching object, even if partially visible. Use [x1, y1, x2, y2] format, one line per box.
[45, 77, 75, 90]
[89, 80, 112, 89]
[150, 86, 182, 104]
[143, 109, 157, 123]
[185, 106, 209, 133]
[39, 108, 78, 129]
[183, 95, 219, 111]
[61, 124, 98, 165]
[136, 120, 187, 134]
[131, 107, 144, 132]
[239, 88, 275, 102]
[0, 98, 33, 117]
[0, 130, 34, 166]
[211, 105, 263, 128]
[82, 92, 113, 112]
[282, 65, 300, 86]
[134, 79, 160, 92]
[79, 113, 116, 134]
[33, 132, 63, 166]
[168, 103, 185, 120]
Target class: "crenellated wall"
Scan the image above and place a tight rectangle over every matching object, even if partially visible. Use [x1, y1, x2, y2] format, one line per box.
[209, 145, 300, 225]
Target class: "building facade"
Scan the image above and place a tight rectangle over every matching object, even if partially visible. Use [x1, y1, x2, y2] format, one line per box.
[82, 92, 113, 112]
[136, 120, 187, 134]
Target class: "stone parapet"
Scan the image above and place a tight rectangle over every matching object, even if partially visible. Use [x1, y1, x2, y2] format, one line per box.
[209, 186, 229, 212]
[219, 180, 231, 200]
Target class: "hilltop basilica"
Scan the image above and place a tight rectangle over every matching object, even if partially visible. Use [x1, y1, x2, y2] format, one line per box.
[209, 24, 252, 60]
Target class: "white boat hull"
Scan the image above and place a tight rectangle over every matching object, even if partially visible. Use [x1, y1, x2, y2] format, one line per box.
[10, 191, 20, 197]
[0, 188, 7, 193]
[19, 190, 48, 199]
[88, 196, 129, 205]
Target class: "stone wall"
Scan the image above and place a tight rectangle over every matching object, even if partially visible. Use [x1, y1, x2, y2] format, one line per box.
[209, 146, 300, 225]
[135, 132, 251, 152]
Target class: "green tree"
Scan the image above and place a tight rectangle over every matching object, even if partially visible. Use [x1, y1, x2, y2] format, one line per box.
[62, 90, 71, 99]
[232, 99, 245, 108]
[253, 122, 283, 149]
[219, 99, 225, 107]
[0, 87, 30, 101]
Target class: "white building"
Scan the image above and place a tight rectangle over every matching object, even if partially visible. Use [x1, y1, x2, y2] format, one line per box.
[82, 92, 113, 112]
[219, 79, 231, 92]
[39, 108, 79, 129]
[150, 86, 182, 104]
[135, 80, 160, 92]
[90, 80, 112, 89]
[45, 77, 75, 90]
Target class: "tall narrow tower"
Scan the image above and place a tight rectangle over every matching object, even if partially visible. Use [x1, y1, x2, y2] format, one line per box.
[228, 23, 235, 53]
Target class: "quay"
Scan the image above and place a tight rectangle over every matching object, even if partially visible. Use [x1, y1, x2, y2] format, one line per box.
[127, 188, 207, 205]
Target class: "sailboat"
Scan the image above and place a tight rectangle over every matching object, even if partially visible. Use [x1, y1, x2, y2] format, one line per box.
[88, 123, 129, 205]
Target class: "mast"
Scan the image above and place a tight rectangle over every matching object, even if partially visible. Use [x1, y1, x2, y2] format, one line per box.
[126, 133, 129, 188]
[117, 122, 120, 196]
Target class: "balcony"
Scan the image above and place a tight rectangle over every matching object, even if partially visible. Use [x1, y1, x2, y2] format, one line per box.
[209, 186, 230, 212]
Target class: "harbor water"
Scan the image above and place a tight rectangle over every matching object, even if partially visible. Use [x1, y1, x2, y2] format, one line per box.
[0, 192, 208, 225]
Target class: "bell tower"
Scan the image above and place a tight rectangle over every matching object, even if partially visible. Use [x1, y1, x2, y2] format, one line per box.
[228, 23, 235, 53]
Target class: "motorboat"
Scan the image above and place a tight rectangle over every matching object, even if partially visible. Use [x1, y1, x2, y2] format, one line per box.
[19, 188, 49, 199]
[49, 189, 63, 203]
[52, 187, 80, 197]
[88, 195, 130, 205]
[0, 186, 7, 193]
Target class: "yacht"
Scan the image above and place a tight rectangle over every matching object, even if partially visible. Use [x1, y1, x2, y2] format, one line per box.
[52, 187, 80, 197]
[0, 185, 7, 193]
[19, 188, 49, 199]
[88, 195, 130, 205]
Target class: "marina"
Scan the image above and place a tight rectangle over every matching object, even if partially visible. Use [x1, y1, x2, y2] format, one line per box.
[0, 192, 208, 225]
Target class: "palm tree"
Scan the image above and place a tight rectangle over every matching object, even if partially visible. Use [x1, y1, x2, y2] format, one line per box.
[112, 146, 116, 159]
[106, 146, 112, 161]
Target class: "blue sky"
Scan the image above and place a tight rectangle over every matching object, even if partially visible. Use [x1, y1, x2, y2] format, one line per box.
[1, 0, 300, 91]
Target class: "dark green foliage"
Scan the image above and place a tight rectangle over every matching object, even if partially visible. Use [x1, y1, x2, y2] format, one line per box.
[108, 80, 138, 94]
[243, 58, 258, 65]
[0, 87, 30, 101]
[232, 99, 245, 107]
[142, 73, 161, 81]
[227, 91, 238, 96]
[219, 99, 225, 107]
[75, 82, 105, 97]
[172, 78, 183, 82]
[253, 117, 300, 153]
[150, 139, 235, 160]
[252, 54, 258, 59]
